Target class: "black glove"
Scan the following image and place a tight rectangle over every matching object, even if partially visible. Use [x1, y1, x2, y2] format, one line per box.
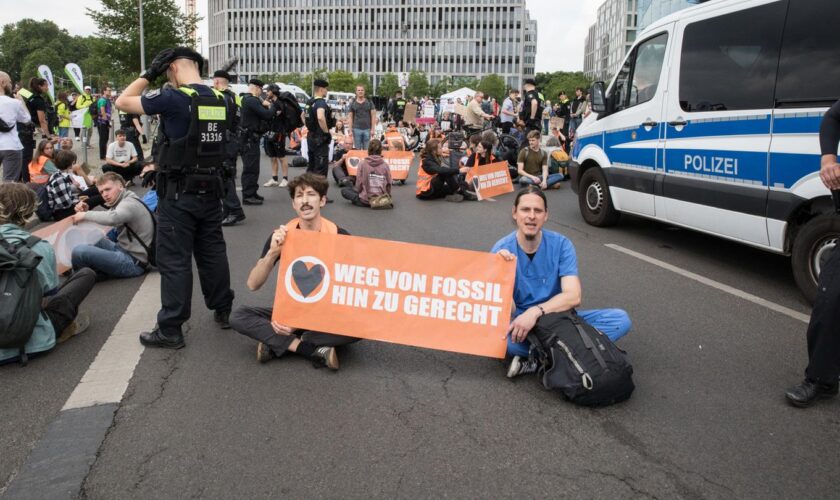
[141, 49, 176, 82]
[141, 134, 148, 144]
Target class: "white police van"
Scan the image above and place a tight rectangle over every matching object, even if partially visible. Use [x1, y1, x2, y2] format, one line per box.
[570, 0, 840, 303]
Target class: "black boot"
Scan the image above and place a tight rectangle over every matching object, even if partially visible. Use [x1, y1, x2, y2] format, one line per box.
[139, 326, 185, 349]
[785, 379, 839, 408]
[214, 309, 231, 329]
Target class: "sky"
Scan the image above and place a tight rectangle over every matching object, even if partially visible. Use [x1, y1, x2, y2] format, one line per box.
[0, 0, 600, 73]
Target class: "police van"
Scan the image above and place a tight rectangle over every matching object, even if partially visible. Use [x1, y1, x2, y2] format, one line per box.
[570, 0, 840, 303]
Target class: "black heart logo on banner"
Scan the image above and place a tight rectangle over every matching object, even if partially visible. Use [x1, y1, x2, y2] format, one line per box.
[292, 261, 325, 298]
[347, 157, 362, 170]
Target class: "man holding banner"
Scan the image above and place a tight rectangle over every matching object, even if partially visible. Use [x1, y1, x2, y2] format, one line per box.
[229, 173, 358, 369]
[492, 186, 632, 377]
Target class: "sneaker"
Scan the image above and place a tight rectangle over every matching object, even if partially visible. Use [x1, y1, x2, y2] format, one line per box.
[507, 356, 539, 378]
[57, 311, 90, 343]
[264, 179, 280, 187]
[256, 342, 276, 364]
[279, 178, 288, 187]
[444, 193, 464, 203]
[311, 346, 339, 370]
[75, 137, 80, 142]
[462, 190, 478, 201]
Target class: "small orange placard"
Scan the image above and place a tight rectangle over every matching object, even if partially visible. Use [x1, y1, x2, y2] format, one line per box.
[344, 150, 414, 180]
[467, 161, 515, 200]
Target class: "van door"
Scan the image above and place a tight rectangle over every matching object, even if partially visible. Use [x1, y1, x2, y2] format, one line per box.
[661, 0, 787, 246]
[601, 29, 672, 217]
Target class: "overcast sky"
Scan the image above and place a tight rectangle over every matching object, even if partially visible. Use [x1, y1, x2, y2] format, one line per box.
[0, 0, 600, 73]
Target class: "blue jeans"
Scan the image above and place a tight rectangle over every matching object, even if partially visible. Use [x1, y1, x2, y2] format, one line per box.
[58, 127, 70, 138]
[519, 173, 564, 188]
[507, 308, 632, 357]
[569, 117, 582, 137]
[71, 237, 146, 279]
[352, 128, 371, 150]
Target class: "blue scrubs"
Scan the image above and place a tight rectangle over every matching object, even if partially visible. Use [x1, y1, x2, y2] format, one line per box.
[491, 230, 631, 357]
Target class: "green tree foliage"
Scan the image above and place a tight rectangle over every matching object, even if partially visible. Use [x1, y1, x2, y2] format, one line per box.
[87, 0, 200, 81]
[477, 74, 506, 102]
[377, 73, 400, 98]
[327, 70, 355, 92]
[453, 76, 479, 90]
[354, 72, 373, 91]
[405, 70, 430, 99]
[535, 71, 592, 102]
[0, 20, 76, 83]
[430, 76, 454, 98]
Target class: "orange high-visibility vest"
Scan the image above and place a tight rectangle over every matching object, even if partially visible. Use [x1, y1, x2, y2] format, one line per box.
[286, 216, 338, 234]
[415, 159, 437, 196]
[465, 153, 496, 184]
[28, 156, 51, 184]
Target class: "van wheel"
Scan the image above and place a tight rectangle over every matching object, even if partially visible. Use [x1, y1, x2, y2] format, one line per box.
[578, 168, 620, 226]
[791, 214, 840, 305]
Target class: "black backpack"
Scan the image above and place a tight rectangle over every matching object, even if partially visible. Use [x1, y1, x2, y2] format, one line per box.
[88, 98, 99, 121]
[275, 92, 303, 134]
[0, 235, 44, 366]
[124, 197, 157, 268]
[528, 311, 634, 406]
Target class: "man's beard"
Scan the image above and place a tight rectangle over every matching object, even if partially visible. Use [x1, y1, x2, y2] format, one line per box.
[524, 233, 537, 241]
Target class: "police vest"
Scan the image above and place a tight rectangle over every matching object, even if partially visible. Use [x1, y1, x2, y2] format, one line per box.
[17, 89, 35, 126]
[305, 97, 335, 138]
[220, 88, 241, 131]
[158, 85, 228, 175]
[118, 110, 133, 130]
[395, 98, 407, 113]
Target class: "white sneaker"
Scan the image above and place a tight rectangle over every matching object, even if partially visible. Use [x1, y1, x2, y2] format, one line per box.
[507, 356, 539, 378]
[263, 179, 280, 187]
[279, 178, 288, 187]
[75, 137, 80, 142]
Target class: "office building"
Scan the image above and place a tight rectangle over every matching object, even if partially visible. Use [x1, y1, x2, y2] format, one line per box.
[208, 0, 537, 92]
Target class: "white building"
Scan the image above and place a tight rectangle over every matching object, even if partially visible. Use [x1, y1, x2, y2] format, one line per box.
[583, 0, 641, 83]
[208, 0, 537, 92]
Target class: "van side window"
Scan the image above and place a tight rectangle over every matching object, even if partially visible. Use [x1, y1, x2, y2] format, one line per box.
[775, 0, 840, 107]
[679, 1, 786, 112]
[611, 32, 668, 112]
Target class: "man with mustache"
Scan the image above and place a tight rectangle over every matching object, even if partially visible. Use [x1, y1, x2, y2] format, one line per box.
[229, 173, 359, 369]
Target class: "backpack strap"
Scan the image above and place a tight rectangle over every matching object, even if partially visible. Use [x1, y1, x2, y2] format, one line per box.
[24, 235, 41, 248]
[568, 312, 608, 370]
[123, 197, 156, 266]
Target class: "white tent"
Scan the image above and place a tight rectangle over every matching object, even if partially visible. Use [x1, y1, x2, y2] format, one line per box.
[439, 87, 475, 103]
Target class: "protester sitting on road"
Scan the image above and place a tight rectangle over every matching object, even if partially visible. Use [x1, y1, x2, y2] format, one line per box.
[517, 130, 562, 189]
[331, 152, 355, 188]
[330, 119, 348, 144]
[492, 186, 632, 377]
[341, 139, 392, 207]
[70, 172, 154, 279]
[464, 139, 496, 168]
[58, 137, 97, 187]
[28, 139, 59, 185]
[0, 183, 95, 364]
[101, 130, 141, 186]
[416, 139, 474, 202]
[229, 173, 359, 370]
[46, 150, 85, 221]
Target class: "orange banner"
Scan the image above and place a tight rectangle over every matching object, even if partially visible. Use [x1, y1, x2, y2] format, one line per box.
[345, 150, 414, 180]
[384, 131, 405, 151]
[467, 161, 515, 200]
[272, 231, 515, 358]
[32, 218, 111, 274]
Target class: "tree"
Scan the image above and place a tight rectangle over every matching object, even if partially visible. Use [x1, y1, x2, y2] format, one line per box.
[536, 71, 593, 102]
[87, 0, 200, 79]
[354, 72, 373, 92]
[406, 70, 429, 99]
[378, 73, 400, 98]
[430, 76, 454, 98]
[0, 20, 76, 83]
[477, 74, 506, 102]
[327, 70, 355, 92]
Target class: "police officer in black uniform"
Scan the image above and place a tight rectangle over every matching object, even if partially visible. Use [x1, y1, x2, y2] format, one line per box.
[305, 78, 334, 177]
[785, 98, 840, 407]
[388, 90, 407, 124]
[238, 78, 274, 205]
[118, 109, 146, 167]
[17, 77, 53, 182]
[115, 47, 235, 349]
[212, 69, 247, 225]
[519, 78, 544, 137]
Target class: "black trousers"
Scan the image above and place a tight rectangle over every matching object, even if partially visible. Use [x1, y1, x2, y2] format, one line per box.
[45, 268, 96, 334]
[306, 137, 330, 177]
[240, 135, 261, 198]
[332, 161, 354, 185]
[18, 132, 34, 183]
[416, 174, 460, 200]
[804, 244, 840, 385]
[341, 187, 367, 206]
[102, 163, 144, 182]
[156, 190, 234, 336]
[97, 122, 110, 160]
[230, 305, 358, 357]
[125, 130, 146, 166]
[222, 142, 244, 218]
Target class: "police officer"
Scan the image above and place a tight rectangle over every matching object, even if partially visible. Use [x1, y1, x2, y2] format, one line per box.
[17, 77, 53, 182]
[118, 108, 146, 167]
[388, 90, 407, 124]
[519, 78, 544, 137]
[305, 78, 334, 177]
[213, 69, 246, 225]
[115, 47, 235, 349]
[238, 78, 274, 205]
[784, 99, 840, 407]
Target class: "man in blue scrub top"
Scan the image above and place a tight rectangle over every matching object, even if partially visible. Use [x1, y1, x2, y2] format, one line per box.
[491, 185, 632, 377]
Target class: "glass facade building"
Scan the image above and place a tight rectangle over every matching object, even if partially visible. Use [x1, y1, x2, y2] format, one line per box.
[208, 0, 537, 91]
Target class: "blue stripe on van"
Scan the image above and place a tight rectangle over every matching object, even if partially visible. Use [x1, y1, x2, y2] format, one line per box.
[772, 115, 822, 135]
[769, 152, 820, 188]
[664, 148, 767, 185]
[667, 116, 771, 139]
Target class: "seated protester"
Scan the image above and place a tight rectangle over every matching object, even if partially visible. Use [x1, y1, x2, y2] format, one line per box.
[517, 130, 563, 189]
[416, 138, 473, 203]
[460, 133, 482, 167]
[331, 152, 355, 188]
[288, 127, 304, 153]
[47, 150, 86, 221]
[70, 172, 154, 279]
[229, 173, 359, 370]
[0, 183, 96, 364]
[464, 140, 497, 193]
[28, 139, 59, 185]
[341, 139, 392, 207]
[330, 119, 349, 144]
[492, 186, 631, 377]
[59, 137, 97, 187]
[101, 130, 141, 185]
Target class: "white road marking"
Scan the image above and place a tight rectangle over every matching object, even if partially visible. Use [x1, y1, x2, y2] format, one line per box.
[605, 243, 810, 324]
[62, 274, 159, 411]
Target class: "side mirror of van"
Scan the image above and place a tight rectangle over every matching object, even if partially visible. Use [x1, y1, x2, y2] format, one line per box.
[590, 82, 607, 114]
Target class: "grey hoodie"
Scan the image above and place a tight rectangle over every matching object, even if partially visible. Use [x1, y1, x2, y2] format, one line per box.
[82, 190, 154, 265]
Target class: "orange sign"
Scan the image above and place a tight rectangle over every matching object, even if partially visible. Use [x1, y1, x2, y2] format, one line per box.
[32, 218, 111, 274]
[384, 131, 405, 151]
[467, 161, 515, 200]
[345, 150, 414, 180]
[272, 231, 515, 358]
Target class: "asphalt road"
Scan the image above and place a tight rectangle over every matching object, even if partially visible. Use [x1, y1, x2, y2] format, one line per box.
[2, 151, 838, 499]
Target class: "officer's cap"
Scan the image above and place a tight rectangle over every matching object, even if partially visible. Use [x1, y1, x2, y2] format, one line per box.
[523, 78, 536, 86]
[249, 78, 264, 88]
[314, 79, 329, 89]
[213, 70, 232, 81]
[172, 47, 204, 68]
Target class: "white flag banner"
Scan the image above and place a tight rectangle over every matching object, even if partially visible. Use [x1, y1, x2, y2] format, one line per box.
[70, 109, 86, 128]
[38, 65, 55, 103]
[64, 63, 84, 94]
